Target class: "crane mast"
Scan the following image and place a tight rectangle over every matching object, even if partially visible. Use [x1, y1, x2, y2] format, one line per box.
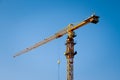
[65, 25, 76, 80]
[13, 14, 99, 80]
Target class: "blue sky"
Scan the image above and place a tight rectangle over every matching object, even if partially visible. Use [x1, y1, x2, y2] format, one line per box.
[0, 0, 120, 80]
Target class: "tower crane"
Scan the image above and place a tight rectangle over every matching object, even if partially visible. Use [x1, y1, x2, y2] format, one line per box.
[13, 14, 99, 80]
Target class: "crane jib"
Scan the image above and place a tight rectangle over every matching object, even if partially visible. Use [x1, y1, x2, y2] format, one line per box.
[13, 14, 99, 57]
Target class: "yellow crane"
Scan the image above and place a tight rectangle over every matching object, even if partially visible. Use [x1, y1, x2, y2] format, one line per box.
[13, 14, 99, 80]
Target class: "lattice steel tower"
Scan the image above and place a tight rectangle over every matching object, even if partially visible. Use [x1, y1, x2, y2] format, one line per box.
[65, 27, 77, 80]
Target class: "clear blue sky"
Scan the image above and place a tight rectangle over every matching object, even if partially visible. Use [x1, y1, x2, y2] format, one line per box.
[0, 0, 120, 80]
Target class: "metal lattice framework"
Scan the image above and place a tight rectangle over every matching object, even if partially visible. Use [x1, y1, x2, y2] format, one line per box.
[13, 14, 99, 80]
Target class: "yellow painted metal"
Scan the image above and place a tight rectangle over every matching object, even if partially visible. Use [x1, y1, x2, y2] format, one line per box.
[13, 14, 99, 58]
